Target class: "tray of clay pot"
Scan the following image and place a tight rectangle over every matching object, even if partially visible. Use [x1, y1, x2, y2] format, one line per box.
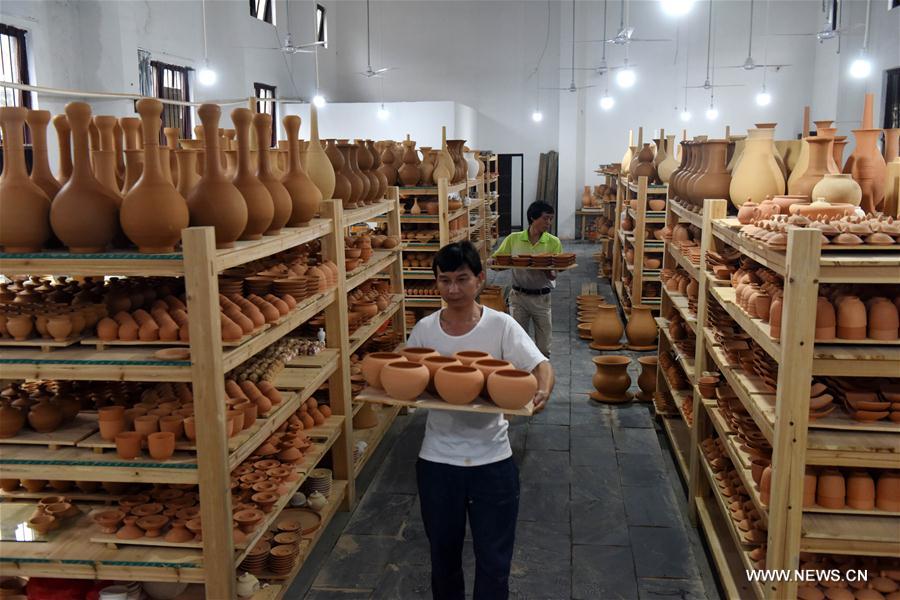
[78, 323, 273, 350]
[0, 335, 86, 352]
[0, 413, 99, 449]
[355, 387, 534, 416]
[487, 262, 578, 271]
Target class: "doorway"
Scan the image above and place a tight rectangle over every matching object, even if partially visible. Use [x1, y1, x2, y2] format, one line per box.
[499, 153, 523, 235]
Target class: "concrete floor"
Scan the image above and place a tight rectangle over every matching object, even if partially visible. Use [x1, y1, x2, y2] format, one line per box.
[285, 242, 720, 600]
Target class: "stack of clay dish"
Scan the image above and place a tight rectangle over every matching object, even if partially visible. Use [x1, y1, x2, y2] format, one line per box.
[268, 542, 300, 575]
[243, 277, 273, 296]
[807, 381, 836, 420]
[240, 540, 270, 575]
[494, 254, 512, 266]
[530, 254, 553, 269]
[273, 279, 308, 301]
[218, 277, 244, 296]
[510, 255, 531, 267]
[550, 252, 576, 268]
[304, 468, 332, 498]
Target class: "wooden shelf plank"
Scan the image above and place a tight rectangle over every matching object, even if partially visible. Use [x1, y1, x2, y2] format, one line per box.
[664, 290, 698, 335]
[341, 199, 396, 227]
[670, 201, 703, 228]
[215, 221, 333, 274]
[661, 416, 691, 484]
[398, 181, 467, 197]
[694, 496, 764, 600]
[345, 250, 399, 292]
[669, 243, 701, 280]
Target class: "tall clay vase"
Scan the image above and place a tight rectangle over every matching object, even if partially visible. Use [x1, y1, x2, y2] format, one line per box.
[281, 115, 322, 226]
[52, 114, 73, 186]
[378, 142, 398, 186]
[121, 99, 190, 253]
[304, 104, 335, 200]
[729, 128, 785, 206]
[684, 141, 707, 204]
[630, 143, 657, 184]
[368, 139, 388, 199]
[625, 305, 657, 350]
[691, 139, 731, 205]
[356, 139, 380, 202]
[621, 129, 634, 175]
[447, 140, 467, 184]
[884, 129, 900, 162]
[433, 127, 454, 184]
[338, 144, 363, 208]
[844, 128, 887, 213]
[0, 107, 51, 252]
[25, 110, 61, 200]
[120, 117, 143, 193]
[230, 108, 274, 240]
[187, 104, 248, 248]
[884, 158, 900, 216]
[636, 356, 657, 402]
[789, 137, 836, 199]
[50, 102, 120, 253]
[591, 355, 632, 404]
[254, 114, 291, 235]
[398, 139, 420, 186]
[113, 121, 126, 188]
[346, 144, 370, 204]
[669, 141, 690, 198]
[91, 115, 122, 198]
[175, 150, 200, 198]
[326, 139, 352, 209]
[163, 127, 181, 188]
[589, 304, 623, 350]
[418, 146, 435, 186]
[833, 137, 848, 172]
[657, 135, 678, 184]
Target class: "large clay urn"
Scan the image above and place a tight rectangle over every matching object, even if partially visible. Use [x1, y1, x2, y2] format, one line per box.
[657, 135, 678, 184]
[630, 143, 657, 184]
[590, 355, 632, 403]
[620, 129, 634, 175]
[378, 142, 398, 186]
[230, 108, 274, 240]
[186, 104, 247, 247]
[884, 128, 900, 162]
[254, 114, 292, 236]
[811, 173, 862, 206]
[338, 143, 363, 208]
[91, 115, 122, 198]
[50, 102, 120, 253]
[303, 104, 335, 199]
[121, 99, 190, 253]
[844, 128, 886, 213]
[281, 115, 322, 226]
[636, 355, 657, 402]
[589, 304, 623, 350]
[729, 128, 785, 206]
[346, 144, 370, 204]
[789, 136, 837, 199]
[356, 139, 380, 202]
[625, 305, 657, 350]
[398, 138, 420, 186]
[25, 110, 61, 200]
[692, 139, 731, 205]
[52, 114, 73, 186]
[326, 139, 352, 209]
[368, 140, 388, 199]
[0, 106, 51, 252]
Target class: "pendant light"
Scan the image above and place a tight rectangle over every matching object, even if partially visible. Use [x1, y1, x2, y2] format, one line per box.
[598, 1, 615, 109]
[755, 0, 773, 107]
[197, 0, 217, 86]
[849, 0, 872, 78]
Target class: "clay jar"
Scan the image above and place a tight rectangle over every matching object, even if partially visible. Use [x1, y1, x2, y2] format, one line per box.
[846, 471, 875, 510]
[380, 360, 429, 401]
[435, 365, 484, 405]
[692, 139, 732, 204]
[27, 400, 63, 433]
[186, 104, 248, 248]
[281, 115, 322, 226]
[636, 356, 658, 401]
[147, 431, 176, 461]
[590, 355, 631, 403]
[0, 106, 52, 252]
[815, 296, 836, 340]
[625, 305, 657, 350]
[356, 139, 380, 202]
[816, 469, 846, 508]
[845, 128, 886, 213]
[0, 400, 25, 438]
[811, 173, 862, 206]
[115, 431, 143, 460]
[230, 108, 274, 240]
[590, 304, 623, 350]
[629, 144, 657, 184]
[836, 296, 867, 340]
[487, 369, 536, 410]
[252, 115, 291, 235]
[120, 99, 190, 253]
[876, 471, 900, 512]
[360, 352, 406, 389]
[729, 128, 785, 206]
[421, 356, 461, 394]
[868, 298, 899, 340]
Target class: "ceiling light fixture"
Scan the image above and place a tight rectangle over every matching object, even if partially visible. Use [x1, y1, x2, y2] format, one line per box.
[600, 94, 615, 110]
[755, 89, 772, 106]
[850, 0, 873, 79]
[198, 0, 217, 86]
[705, 105, 719, 120]
[660, 0, 694, 17]
[313, 94, 326, 107]
[532, 111, 544, 123]
[680, 110, 692, 122]
[377, 103, 389, 120]
[616, 64, 636, 88]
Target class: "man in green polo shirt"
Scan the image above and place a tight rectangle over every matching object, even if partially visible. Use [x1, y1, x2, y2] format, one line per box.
[492, 201, 562, 357]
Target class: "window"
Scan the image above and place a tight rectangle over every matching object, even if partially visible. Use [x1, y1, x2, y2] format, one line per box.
[250, 0, 274, 25]
[316, 4, 327, 48]
[254, 83, 277, 148]
[151, 60, 193, 142]
[885, 68, 899, 130]
[0, 23, 32, 109]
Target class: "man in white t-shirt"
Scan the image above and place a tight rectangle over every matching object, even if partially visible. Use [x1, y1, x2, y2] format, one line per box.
[407, 241, 555, 600]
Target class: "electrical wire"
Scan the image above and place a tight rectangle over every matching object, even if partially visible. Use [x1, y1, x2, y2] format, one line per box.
[527, 0, 552, 81]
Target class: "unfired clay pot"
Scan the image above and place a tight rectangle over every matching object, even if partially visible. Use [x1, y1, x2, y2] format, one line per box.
[789, 137, 837, 199]
[303, 103, 335, 200]
[816, 469, 846, 509]
[252, 115, 291, 236]
[846, 471, 875, 510]
[230, 108, 274, 240]
[434, 365, 484, 405]
[589, 304, 623, 350]
[625, 305, 657, 350]
[281, 116, 322, 226]
[810, 173, 862, 206]
[590, 355, 631, 403]
[729, 128, 785, 206]
[380, 361, 429, 401]
[472, 359, 513, 397]
[845, 128, 886, 213]
[361, 352, 406, 389]
[836, 296, 867, 340]
[487, 369, 536, 410]
[636, 356, 657, 402]
[421, 356, 461, 394]
[326, 139, 352, 209]
[876, 471, 900, 512]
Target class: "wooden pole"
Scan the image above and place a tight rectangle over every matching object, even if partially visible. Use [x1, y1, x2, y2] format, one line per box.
[630, 176, 649, 306]
[385, 187, 407, 337]
[182, 226, 235, 600]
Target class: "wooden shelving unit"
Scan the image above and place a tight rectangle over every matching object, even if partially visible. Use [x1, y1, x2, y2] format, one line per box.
[481, 153, 499, 247]
[584, 169, 617, 280]
[0, 190, 407, 597]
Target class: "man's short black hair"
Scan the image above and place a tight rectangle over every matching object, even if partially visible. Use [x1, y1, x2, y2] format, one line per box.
[527, 201, 555, 224]
[432, 241, 483, 276]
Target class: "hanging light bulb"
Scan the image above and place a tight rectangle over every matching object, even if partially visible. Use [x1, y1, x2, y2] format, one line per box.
[198, 59, 217, 86]
[706, 105, 719, 120]
[849, 51, 872, 79]
[755, 89, 772, 106]
[599, 94, 615, 110]
[313, 94, 327, 107]
[531, 111, 544, 123]
[660, 0, 694, 17]
[680, 110, 692, 122]
[377, 104, 390, 120]
[616, 67, 636, 88]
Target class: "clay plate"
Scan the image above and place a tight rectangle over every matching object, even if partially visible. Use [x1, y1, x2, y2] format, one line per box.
[153, 348, 191, 361]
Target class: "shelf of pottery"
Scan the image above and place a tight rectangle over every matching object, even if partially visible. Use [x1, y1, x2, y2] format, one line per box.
[0, 97, 409, 599]
[581, 173, 617, 280]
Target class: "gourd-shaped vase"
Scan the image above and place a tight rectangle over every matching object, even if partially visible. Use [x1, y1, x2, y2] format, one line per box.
[230, 108, 274, 240]
[120, 99, 190, 253]
[304, 103, 335, 200]
[25, 110, 61, 200]
[254, 114, 292, 235]
[119, 117, 143, 193]
[326, 139, 352, 209]
[684, 142, 708, 203]
[338, 143, 363, 208]
[652, 136, 664, 172]
[187, 104, 248, 248]
[52, 114, 73, 186]
[281, 115, 322, 226]
[398, 137, 420, 186]
[692, 139, 731, 204]
[0, 107, 51, 252]
[620, 129, 634, 175]
[376, 141, 396, 186]
[789, 136, 837, 199]
[347, 144, 370, 204]
[51, 102, 120, 253]
[657, 135, 678, 184]
[844, 128, 887, 213]
[433, 127, 454, 184]
[175, 150, 200, 198]
[368, 139, 388, 199]
[729, 128, 785, 206]
[356, 138, 380, 202]
[418, 147, 435, 186]
[630, 143, 657, 183]
[163, 127, 181, 188]
[447, 139, 467, 183]
[91, 115, 122, 198]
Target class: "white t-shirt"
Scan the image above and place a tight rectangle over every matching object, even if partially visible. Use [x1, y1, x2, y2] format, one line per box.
[406, 306, 547, 467]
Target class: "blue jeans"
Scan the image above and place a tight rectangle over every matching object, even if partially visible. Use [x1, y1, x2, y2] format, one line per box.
[416, 457, 520, 600]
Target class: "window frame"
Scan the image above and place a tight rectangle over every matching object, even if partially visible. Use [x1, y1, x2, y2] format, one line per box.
[150, 60, 193, 142]
[249, 0, 275, 25]
[0, 23, 33, 110]
[316, 4, 328, 48]
[254, 82, 277, 148]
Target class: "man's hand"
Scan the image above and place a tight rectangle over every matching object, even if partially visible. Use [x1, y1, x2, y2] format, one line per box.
[544, 269, 557, 281]
[531, 389, 550, 413]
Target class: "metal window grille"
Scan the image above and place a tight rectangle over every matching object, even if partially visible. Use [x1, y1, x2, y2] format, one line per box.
[254, 82, 277, 148]
[250, 0, 274, 24]
[150, 60, 193, 142]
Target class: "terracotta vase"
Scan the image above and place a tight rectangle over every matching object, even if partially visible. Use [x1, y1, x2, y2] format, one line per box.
[28, 399, 62, 433]
[91, 115, 122, 198]
[625, 305, 657, 349]
[636, 356, 657, 401]
[692, 140, 731, 204]
[378, 142, 398, 186]
[303, 104, 335, 200]
[0, 107, 52, 252]
[26, 110, 62, 200]
[163, 127, 181, 188]
[816, 468, 846, 509]
[418, 146, 435, 186]
[434, 365, 484, 405]
[447, 139, 467, 183]
[346, 144, 370, 204]
[589, 304, 623, 350]
[487, 369, 537, 410]
[147, 431, 176, 461]
[0, 399, 25, 438]
[669, 141, 690, 198]
[337, 143, 363, 208]
[811, 173, 862, 206]
[380, 361, 429, 401]
[590, 355, 631, 403]
[789, 137, 837, 199]
[433, 127, 454, 184]
[253, 115, 291, 236]
[326, 139, 352, 209]
[620, 130, 634, 174]
[726, 136, 746, 173]
[175, 150, 200, 198]
[844, 128, 887, 213]
[875, 471, 900, 512]
[49, 102, 120, 253]
[119, 117, 144, 193]
[230, 108, 274, 240]
[630, 143, 657, 184]
[657, 135, 678, 184]
[368, 139, 388, 199]
[846, 471, 875, 510]
[729, 128, 786, 206]
[52, 114, 74, 186]
[356, 139, 380, 202]
[280, 115, 321, 227]
[398, 138, 420, 186]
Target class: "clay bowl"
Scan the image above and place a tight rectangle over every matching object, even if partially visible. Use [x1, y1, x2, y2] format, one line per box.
[136, 514, 169, 537]
[93, 509, 126, 534]
[28, 514, 57, 534]
[234, 508, 265, 533]
[380, 361, 429, 402]
[452, 350, 492, 366]
[398, 347, 440, 364]
[434, 366, 484, 405]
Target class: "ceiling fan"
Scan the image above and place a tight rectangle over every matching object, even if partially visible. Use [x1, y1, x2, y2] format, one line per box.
[244, 32, 324, 54]
[771, 0, 860, 43]
[543, 0, 595, 91]
[578, 0, 671, 46]
[358, 0, 396, 78]
[720, 0, 789, 71]
[564, 0, 635, 74]
[685, 1, 744, 90]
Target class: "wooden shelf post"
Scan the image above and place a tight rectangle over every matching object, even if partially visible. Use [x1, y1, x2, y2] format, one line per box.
[630, 176, 649, 305]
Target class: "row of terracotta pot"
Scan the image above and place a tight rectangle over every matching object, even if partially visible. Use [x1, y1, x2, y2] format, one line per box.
[1, 275, 179, 315]
[28, 496, 82, 534]
[576, 296, 657, 350]
[758, 465, 900, 513]
[621, 131, 680, 184]
[581, 184, 615, 208]
[394, 132, 481, 187]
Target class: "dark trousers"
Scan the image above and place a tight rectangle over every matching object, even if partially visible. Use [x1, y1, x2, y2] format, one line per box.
[416, 457, 520, 600]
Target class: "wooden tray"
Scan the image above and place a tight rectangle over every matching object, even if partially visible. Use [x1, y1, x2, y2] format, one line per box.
[0, 414, 98, 449]
[487, 262, 577, 271]
[0, 336, 84, 352]
[356, 386, 534, 416]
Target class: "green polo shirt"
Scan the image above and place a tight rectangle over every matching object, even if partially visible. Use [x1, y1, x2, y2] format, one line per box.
[493, 230, 563, 290]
